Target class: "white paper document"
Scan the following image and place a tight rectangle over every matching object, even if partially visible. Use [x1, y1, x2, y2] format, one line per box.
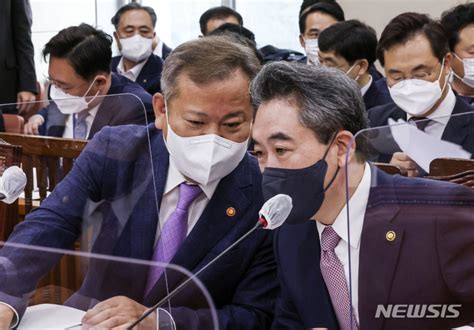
[388, 118, 472, 172]
[18, 304, 85, 329]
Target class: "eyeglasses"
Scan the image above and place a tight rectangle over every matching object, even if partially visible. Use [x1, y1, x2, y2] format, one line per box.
[387, 60, 445, 88]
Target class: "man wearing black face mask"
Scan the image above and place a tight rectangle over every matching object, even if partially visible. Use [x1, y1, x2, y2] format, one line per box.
[251, 62, 474, 330]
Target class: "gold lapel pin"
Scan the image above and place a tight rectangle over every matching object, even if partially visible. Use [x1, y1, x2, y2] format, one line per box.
[143, 79, 147, 83]
[226, 207, 236, 217]
[386, 230, 396, 242]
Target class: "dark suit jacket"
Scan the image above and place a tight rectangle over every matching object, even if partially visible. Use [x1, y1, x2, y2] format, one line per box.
[273, 167, 474, 329]
[0, 0, 37, 113]
[367, 95, 474, 161]
[37, 73, 154, 139]
[363, 79, 393, 111]
[0, 125, 278, 329]
[111, 54, 163, 95]
[162, 42, 172, 60]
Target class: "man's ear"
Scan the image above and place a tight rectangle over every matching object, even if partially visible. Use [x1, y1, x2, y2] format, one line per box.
[113, 32, 122, 50]
[335, 130, 357, 168]
[153, 93, 167, 130]
[357, 59, 370, 76]
[299, 34, 305, 49]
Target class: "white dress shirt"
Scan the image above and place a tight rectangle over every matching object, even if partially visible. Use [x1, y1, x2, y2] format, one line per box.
[116, 56, 148, 82]
[360, 75, 373, 97]
[407, 87, 456, 140]
[62, 104, 100, 139]
[316, 163, 372, 325]
[155, 157, 220, 244]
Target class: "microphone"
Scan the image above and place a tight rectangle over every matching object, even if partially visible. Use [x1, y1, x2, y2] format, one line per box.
[0, 166, 27, 204]
[127, 194, 293, 329]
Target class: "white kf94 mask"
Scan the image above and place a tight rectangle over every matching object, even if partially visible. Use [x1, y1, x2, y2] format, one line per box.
[164, 108, 249, 185]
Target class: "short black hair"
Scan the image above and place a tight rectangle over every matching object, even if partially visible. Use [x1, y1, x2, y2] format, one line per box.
[377, 12, 449, 66]
[111, 3, 157, 29]
[319, 20, 377, 66]
[299, 1, 345, 34]
[199, 6, 243, 35]
[208, 23, 264, 64]
[42, 23, 112, 81]
[440, 3, 474, 51]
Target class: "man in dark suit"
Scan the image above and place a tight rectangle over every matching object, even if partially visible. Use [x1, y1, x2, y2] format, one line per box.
[110, 3, 163, 95]
[369, 13, 474, 176]
[199, 6, 243, 36]
[318, 20, 393, 110]
[0, 36, 277, 329]
[297, 1, 383, 82]
[23, 24, 153, 140]
[251, 62, 474, 329]
[0, 0, 37, 130]
[441, 3, 474, 107]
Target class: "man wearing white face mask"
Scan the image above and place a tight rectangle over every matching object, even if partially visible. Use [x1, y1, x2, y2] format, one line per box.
[318, 20, 393, 110]
[368, 13, 474, 176]
[0, 36, 278, 329]
[441, 3, 474, 107]
[111, 3, 164, 96]
[298, 1, 344, 66]
[24, 24, 153, 139]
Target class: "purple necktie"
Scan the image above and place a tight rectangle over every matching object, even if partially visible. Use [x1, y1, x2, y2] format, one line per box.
[320, 226, 358, 330]
[145, 183, 202, 294]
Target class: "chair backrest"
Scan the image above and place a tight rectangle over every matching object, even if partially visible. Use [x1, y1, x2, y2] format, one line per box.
[3, 114, 25, 134]
[429, 158, 474, 176]
[0, 140, 22, 241]
[0, 133, 87, 214]
[372, 162, 403, 176]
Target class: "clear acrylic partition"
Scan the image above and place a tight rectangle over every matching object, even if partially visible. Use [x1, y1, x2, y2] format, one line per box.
[344, 112, 474, 329]
[0, 94, 220, 329]
[0, 241, 218, 329]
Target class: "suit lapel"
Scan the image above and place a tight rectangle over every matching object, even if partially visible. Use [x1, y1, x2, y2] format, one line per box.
[136, 55, 162, 89]
[358, 168, 403, 329]
[144, 156, 252, 303]
[130, 128, 169, 260]
[279, 221, 339, 328]
[441, 97, 471, 147]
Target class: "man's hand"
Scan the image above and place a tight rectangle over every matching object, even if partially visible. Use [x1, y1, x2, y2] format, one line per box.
[24, 114, 45, 135]
[16, 91, 36, 114]
[0, 304, 14, 330]
[390, 152, 420, 177]
[82, 296, 156, 329]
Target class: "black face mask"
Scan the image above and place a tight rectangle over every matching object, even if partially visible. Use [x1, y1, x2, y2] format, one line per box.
[261, 138, 339, 225]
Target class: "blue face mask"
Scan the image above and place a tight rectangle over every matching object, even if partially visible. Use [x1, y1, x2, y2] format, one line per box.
[261, 137, 339, 225]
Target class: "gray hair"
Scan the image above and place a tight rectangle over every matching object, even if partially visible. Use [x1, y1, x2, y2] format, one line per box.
[161, 36, 261, 102]
[250, 61, 368, 158]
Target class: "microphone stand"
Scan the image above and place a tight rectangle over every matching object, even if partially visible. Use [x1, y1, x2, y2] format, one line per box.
[127, 220, 264, 329]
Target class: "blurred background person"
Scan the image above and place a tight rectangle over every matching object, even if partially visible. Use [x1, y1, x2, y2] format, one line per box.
[441, 2, 474, 107]
[24, 24, 152, 139]
[111, 3, 163, 95]
[318, 20, 393, 110]
[199, 6, 243, 37]
[369, 13, 474, 176]
[0, 0, 38, 131]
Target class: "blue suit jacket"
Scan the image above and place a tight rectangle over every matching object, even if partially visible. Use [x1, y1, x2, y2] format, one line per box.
[363, 79, 392, 111]
[0, 125, 278, 329]
[367, 94, 474, 162]
[111, 54, 163, 95]
[38, 73, 154, 139]
[273, 167, 474, 329]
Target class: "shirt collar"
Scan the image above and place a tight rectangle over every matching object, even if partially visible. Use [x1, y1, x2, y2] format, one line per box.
[164, 156, 220, 200]
[316, 163, 371, 249]
[406, 87, 456, 126]
[360, 75, 373, 96]
[116, 56, 148, 82]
